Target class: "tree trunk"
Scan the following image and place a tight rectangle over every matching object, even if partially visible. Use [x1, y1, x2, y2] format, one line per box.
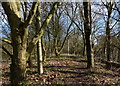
[91, 42, 94, 67]
[118, 49, 120, 63]
[82, 34, 86, 57]
[48, 29, 51, 58]
[102, 42, 106, 59]
[2, 2, 59, 85]
[9, 16, 28, 85]
[27, 36, 33, 68]
[37, 39, 43, 74]
[41, 37, 47, 61]
[106, 20, 111, 61]
[55, 48, 60, 57]
[85, 35, 94, 68]
[83, 2, 94, 68]
[9, 19, 28, 86]
[54, 36, 60, 57]
[28, 56, 33, 68]
[117, 34, 120, 63]
[2, 2, 38, 85]
[105, 3, 112, 69]
[10, 40, 27, 85]
[36, 4, 43, 74]
[106, 3, 112, 62]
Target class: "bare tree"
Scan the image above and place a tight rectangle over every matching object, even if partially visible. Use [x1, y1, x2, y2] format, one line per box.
[83, 2, 94, 68]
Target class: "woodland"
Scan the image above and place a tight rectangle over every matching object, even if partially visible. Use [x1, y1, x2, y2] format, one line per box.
[0, 1, 120, 86]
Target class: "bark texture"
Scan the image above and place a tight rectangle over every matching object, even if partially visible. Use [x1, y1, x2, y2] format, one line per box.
[2, 2, 38, 85]
[83, 2, 94, 68]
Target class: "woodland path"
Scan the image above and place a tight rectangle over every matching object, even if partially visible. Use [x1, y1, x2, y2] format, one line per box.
[1, 57, 120, 85]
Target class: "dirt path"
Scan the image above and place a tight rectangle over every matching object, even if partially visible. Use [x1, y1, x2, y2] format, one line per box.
[1, 57, 120, 85]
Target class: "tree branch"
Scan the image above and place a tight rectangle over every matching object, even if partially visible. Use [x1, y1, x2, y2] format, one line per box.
[26, 2, 59, 60]
[92, 11, 120, 22]
[1, 45, 12, 57]
[65, 10, 84, 35]
[0, 38, 12, 45]
[59, 21, 73, 53]
[24, 2, 38, 27]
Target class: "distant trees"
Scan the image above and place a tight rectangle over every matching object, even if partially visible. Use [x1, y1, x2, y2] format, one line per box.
[52, 10, 73, 57]
[90, 1, 120, 63]
[104, 2, 120, 64]
[65, 3, 86, 57]
[96, 1, 120, 63]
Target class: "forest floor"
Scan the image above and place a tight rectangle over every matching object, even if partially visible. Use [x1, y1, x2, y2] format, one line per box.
[1, 57, 120, 85]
